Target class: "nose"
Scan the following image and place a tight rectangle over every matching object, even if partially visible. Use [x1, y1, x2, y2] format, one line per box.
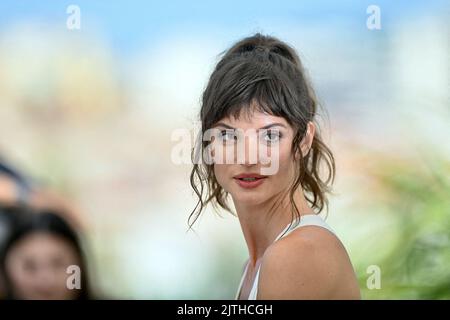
[238, 133, 258, 166]
[35, 267, 57, 287]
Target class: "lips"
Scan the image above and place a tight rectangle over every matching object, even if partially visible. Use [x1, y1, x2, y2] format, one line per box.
[233, 173, 267, 189]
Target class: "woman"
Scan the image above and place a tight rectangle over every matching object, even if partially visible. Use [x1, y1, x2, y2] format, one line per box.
[0, 207, 91, 299]
[190, 34, 360, 299]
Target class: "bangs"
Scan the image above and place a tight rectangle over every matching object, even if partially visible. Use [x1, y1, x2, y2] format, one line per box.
[223, 78, 289, 123]
[201, 53, 306, 129]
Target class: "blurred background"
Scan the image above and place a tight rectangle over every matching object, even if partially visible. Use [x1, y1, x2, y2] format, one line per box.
[0, 0, 448, 299]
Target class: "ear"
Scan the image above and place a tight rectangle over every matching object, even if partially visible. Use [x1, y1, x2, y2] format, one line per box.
[300, 122, 315, 157]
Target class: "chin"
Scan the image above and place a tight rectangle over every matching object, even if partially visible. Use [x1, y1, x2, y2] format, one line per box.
[231, 189, 268, 206]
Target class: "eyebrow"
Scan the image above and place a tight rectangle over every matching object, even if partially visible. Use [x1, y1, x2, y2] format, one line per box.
[213, 122, 287, 130]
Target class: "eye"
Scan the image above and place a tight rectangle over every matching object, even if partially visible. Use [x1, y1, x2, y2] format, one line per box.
[23, 258, 38, 273]
[262, 129, 281, 143]
[50, 257, 67, 270]
[220, 129, 237, 143]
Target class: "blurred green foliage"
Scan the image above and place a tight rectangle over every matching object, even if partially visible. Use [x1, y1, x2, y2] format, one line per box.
[357, 154, 450, 299]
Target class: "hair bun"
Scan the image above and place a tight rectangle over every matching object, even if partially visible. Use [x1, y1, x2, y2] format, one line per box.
[226, 33, 301, 67]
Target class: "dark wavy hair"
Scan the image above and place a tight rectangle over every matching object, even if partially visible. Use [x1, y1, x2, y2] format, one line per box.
[189, 33, 335, 228]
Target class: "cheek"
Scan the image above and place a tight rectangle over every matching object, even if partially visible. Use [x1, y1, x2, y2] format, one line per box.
[213, 164, 228, 188]
[270, 142, 296, 180]
[6, 258, 35, 290]
[279, 146, 295, 169]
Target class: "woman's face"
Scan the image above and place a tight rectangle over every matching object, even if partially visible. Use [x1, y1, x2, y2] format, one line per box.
[212, 109, 298, 206]
[5, 232, 81, 300]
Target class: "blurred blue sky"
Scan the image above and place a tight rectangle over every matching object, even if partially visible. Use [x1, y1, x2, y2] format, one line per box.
[0, 0, 447, 55]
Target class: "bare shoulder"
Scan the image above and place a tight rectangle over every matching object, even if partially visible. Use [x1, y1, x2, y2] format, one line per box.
[257, 225, 361, 299]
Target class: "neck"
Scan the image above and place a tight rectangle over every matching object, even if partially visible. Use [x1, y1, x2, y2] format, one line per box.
[233, 189, 314, 268]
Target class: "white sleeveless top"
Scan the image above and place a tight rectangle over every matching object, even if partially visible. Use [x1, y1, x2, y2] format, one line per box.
[234, 214, 335, 300]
